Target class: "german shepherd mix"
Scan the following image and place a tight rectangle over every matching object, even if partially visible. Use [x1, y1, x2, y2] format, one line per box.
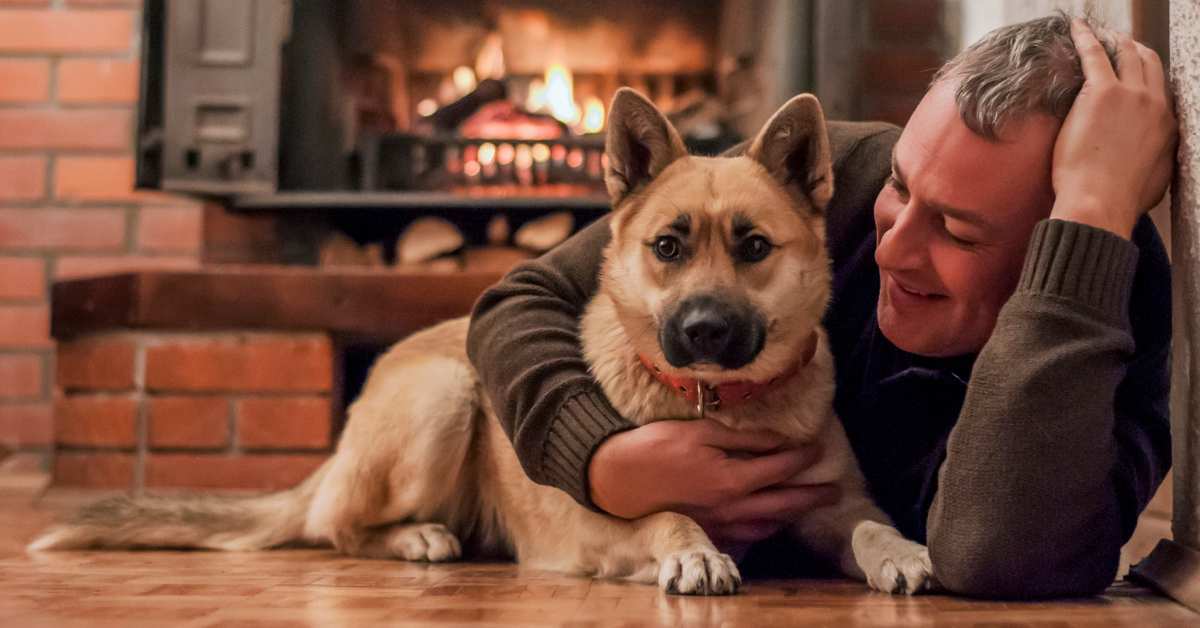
[30, 89, 934, 596]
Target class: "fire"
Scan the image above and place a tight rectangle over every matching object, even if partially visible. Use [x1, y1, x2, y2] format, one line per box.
[475, 33, 506, 80]
[581, 97, 605, 134]
[543, 64, 579, 125]
[452, 66, 477, 97]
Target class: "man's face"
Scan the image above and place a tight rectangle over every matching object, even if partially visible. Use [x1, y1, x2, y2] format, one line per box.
[874, 81, 1060, 357]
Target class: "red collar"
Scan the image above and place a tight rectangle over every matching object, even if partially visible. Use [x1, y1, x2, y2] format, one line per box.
[637, 331, 818, 416]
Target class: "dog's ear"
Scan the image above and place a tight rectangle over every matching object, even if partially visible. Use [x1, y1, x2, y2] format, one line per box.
[604, 88, 688, 206]
[747, 94, 833, 214]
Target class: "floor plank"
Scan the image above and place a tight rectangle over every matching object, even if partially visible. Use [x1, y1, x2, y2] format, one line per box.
[2, 463, 1197, 627]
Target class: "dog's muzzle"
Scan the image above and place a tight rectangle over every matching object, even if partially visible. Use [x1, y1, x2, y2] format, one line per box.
[659, 293, 766, 370]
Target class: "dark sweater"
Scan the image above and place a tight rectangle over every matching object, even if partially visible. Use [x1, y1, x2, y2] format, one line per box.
[466, 121, 1172, 599]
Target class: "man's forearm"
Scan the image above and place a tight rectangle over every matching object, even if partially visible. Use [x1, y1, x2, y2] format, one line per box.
[466, 216, 634, 506]
[927, 219, 1140, 598]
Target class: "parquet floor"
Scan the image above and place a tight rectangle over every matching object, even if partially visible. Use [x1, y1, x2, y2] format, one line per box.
[2, 457, 1197, 628]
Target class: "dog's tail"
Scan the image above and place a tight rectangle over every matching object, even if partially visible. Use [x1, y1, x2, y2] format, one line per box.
[27, 457, 333, 553]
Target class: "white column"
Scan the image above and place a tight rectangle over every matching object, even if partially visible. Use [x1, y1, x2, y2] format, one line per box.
[949, 0, 1133, 51]
[1170, 0, 1200, 554]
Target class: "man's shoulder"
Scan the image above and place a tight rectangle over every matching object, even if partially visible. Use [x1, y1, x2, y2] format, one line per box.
[827, 121, 901, 168]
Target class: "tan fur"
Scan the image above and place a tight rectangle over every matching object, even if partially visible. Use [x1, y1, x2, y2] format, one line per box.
[30, 89, 933, 596]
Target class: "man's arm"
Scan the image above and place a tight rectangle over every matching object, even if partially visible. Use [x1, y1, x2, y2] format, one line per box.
[466, 215, 630, 504]
[927, 216, 1171, 598]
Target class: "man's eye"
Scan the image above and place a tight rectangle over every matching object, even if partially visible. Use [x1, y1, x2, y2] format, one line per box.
[738, 235, 773, 263]
[654, 236, 683, 261]
[888, 176, 909, 198]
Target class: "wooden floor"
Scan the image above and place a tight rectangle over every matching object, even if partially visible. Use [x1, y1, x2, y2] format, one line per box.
[2, 456, 1197, 628]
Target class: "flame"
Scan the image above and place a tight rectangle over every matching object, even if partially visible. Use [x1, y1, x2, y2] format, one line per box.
[453, 66, 477, 97]
[581, 97, 605, 134]
[476, 33, 505, 80]
[531, 64, 576, 125]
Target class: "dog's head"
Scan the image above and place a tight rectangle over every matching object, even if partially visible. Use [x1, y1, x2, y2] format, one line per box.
[601, 88, 833, 383]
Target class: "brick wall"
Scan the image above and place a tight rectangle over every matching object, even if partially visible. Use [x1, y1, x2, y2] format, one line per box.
[55, 332, 332, 491]
[860, 0, 945, 126]
[0, 1, 204, 459]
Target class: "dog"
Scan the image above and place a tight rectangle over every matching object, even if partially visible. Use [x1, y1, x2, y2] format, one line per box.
[29, 89, 934, 596]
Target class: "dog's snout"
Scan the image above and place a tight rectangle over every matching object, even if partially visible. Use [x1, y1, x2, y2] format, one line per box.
[681, 309, 732, 357]
[660, 294, 766, 370]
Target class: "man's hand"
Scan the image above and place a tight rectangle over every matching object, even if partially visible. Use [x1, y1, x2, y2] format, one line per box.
[1051, 18, 1178, 239]
[588, 419, 840, 552]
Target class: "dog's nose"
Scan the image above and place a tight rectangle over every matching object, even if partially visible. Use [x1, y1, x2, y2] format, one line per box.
[681, 310, 732, 357]
[660, 294, 765, 369]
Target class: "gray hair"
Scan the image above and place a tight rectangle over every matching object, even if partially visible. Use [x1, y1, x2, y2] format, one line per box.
[933, 12, 1118, 140]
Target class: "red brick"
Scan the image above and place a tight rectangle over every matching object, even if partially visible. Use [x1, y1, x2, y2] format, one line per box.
[237, 396, 330, 450]
[148, 396, 229, 449]
[58, 59, 138, 103]
[0, 156, 46, 201]
[145, 335, 333, 394]
[871, 0, 942, 41]
[0, 208, 126, 251]
[0, 402, 52, 446]
[54, 255, 200, 280]
[860, 47, 942, 93]
[0, 304, 50, 347]
[202, 204, 281, 264]
[138, 205, 204, 253]
[0, 257, 45, 300]
[145, 453, 328, 491]
[0, 10, 133, 53]
[0, 109, 130, 150]
[0, 59, 49, 102]
[53, 451, 133, 488]
[54, 393, 136, 447]
[0, 1, 49, 7]
[56, 337, 136, 391]
[0, 353, 42, 400]
[55, 156, 172, 201]
[67, 0, 138, 5]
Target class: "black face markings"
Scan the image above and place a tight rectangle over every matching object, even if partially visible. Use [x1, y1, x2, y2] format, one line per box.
[667, 213, 691, 236]
[731, 212, 755, 239]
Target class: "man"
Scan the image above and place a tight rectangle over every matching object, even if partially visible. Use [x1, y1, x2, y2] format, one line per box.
[466, 15, 1178, 598]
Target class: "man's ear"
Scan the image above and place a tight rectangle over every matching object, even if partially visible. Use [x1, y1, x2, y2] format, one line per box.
[604, 88, 688, 206]
[747, 94, 833, 214]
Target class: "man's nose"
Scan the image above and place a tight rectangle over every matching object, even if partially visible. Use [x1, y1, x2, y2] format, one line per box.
[875, 203, 928, 271]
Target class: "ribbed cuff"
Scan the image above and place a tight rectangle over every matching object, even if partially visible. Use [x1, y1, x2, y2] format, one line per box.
[542, 387, 636, 511]
[1018, 219, 1139, 325]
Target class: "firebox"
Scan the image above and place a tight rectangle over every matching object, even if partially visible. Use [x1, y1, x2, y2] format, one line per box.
[135, 0, 887, 264]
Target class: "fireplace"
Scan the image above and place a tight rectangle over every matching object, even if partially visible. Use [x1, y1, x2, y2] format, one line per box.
[134, 0, 942, 266]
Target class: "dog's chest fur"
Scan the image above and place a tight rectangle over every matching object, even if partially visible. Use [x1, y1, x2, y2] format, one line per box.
[579, 292, 837, 443]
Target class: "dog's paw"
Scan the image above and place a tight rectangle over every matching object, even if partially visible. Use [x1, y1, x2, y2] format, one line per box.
[853, 521, 935, 595]
[658, 550, 741, 595]
[867, 544, 934, 595]
[387, 523, 462, 562]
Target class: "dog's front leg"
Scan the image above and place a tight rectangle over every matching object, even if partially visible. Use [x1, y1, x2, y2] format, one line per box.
[631, 511, 741, 595]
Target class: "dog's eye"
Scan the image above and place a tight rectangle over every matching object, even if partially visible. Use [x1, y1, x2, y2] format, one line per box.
[739, 235, 772, 263]
[654, 236, 683, 262]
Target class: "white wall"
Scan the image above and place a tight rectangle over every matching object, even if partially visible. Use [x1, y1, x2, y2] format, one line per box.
[947, 0, 1132, 52]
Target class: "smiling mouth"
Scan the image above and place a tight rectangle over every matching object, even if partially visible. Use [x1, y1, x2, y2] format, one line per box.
[889, 274, 944, 299]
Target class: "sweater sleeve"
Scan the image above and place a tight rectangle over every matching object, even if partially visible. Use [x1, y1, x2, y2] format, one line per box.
[926, 218, 1172, 599]
[466, 215, 636, 507]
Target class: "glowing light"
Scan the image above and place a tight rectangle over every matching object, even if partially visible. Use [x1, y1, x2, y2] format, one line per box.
[551, 145, 567, 162]
[526, 78, 546, 113]
[416, 99, 439, 117]
[463, 161, 481, 177]
[531, 143, 551, 163]
[452, 66, 477, 97]
[515, 144, 533, 170]
[543, 64, 577, 124]
[567, 148, 584, 169]
[478, 142, 497, 166]
[475, 32, 506, 80]
[497, 143, 515, 165]
[581, 97, 605, 134]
